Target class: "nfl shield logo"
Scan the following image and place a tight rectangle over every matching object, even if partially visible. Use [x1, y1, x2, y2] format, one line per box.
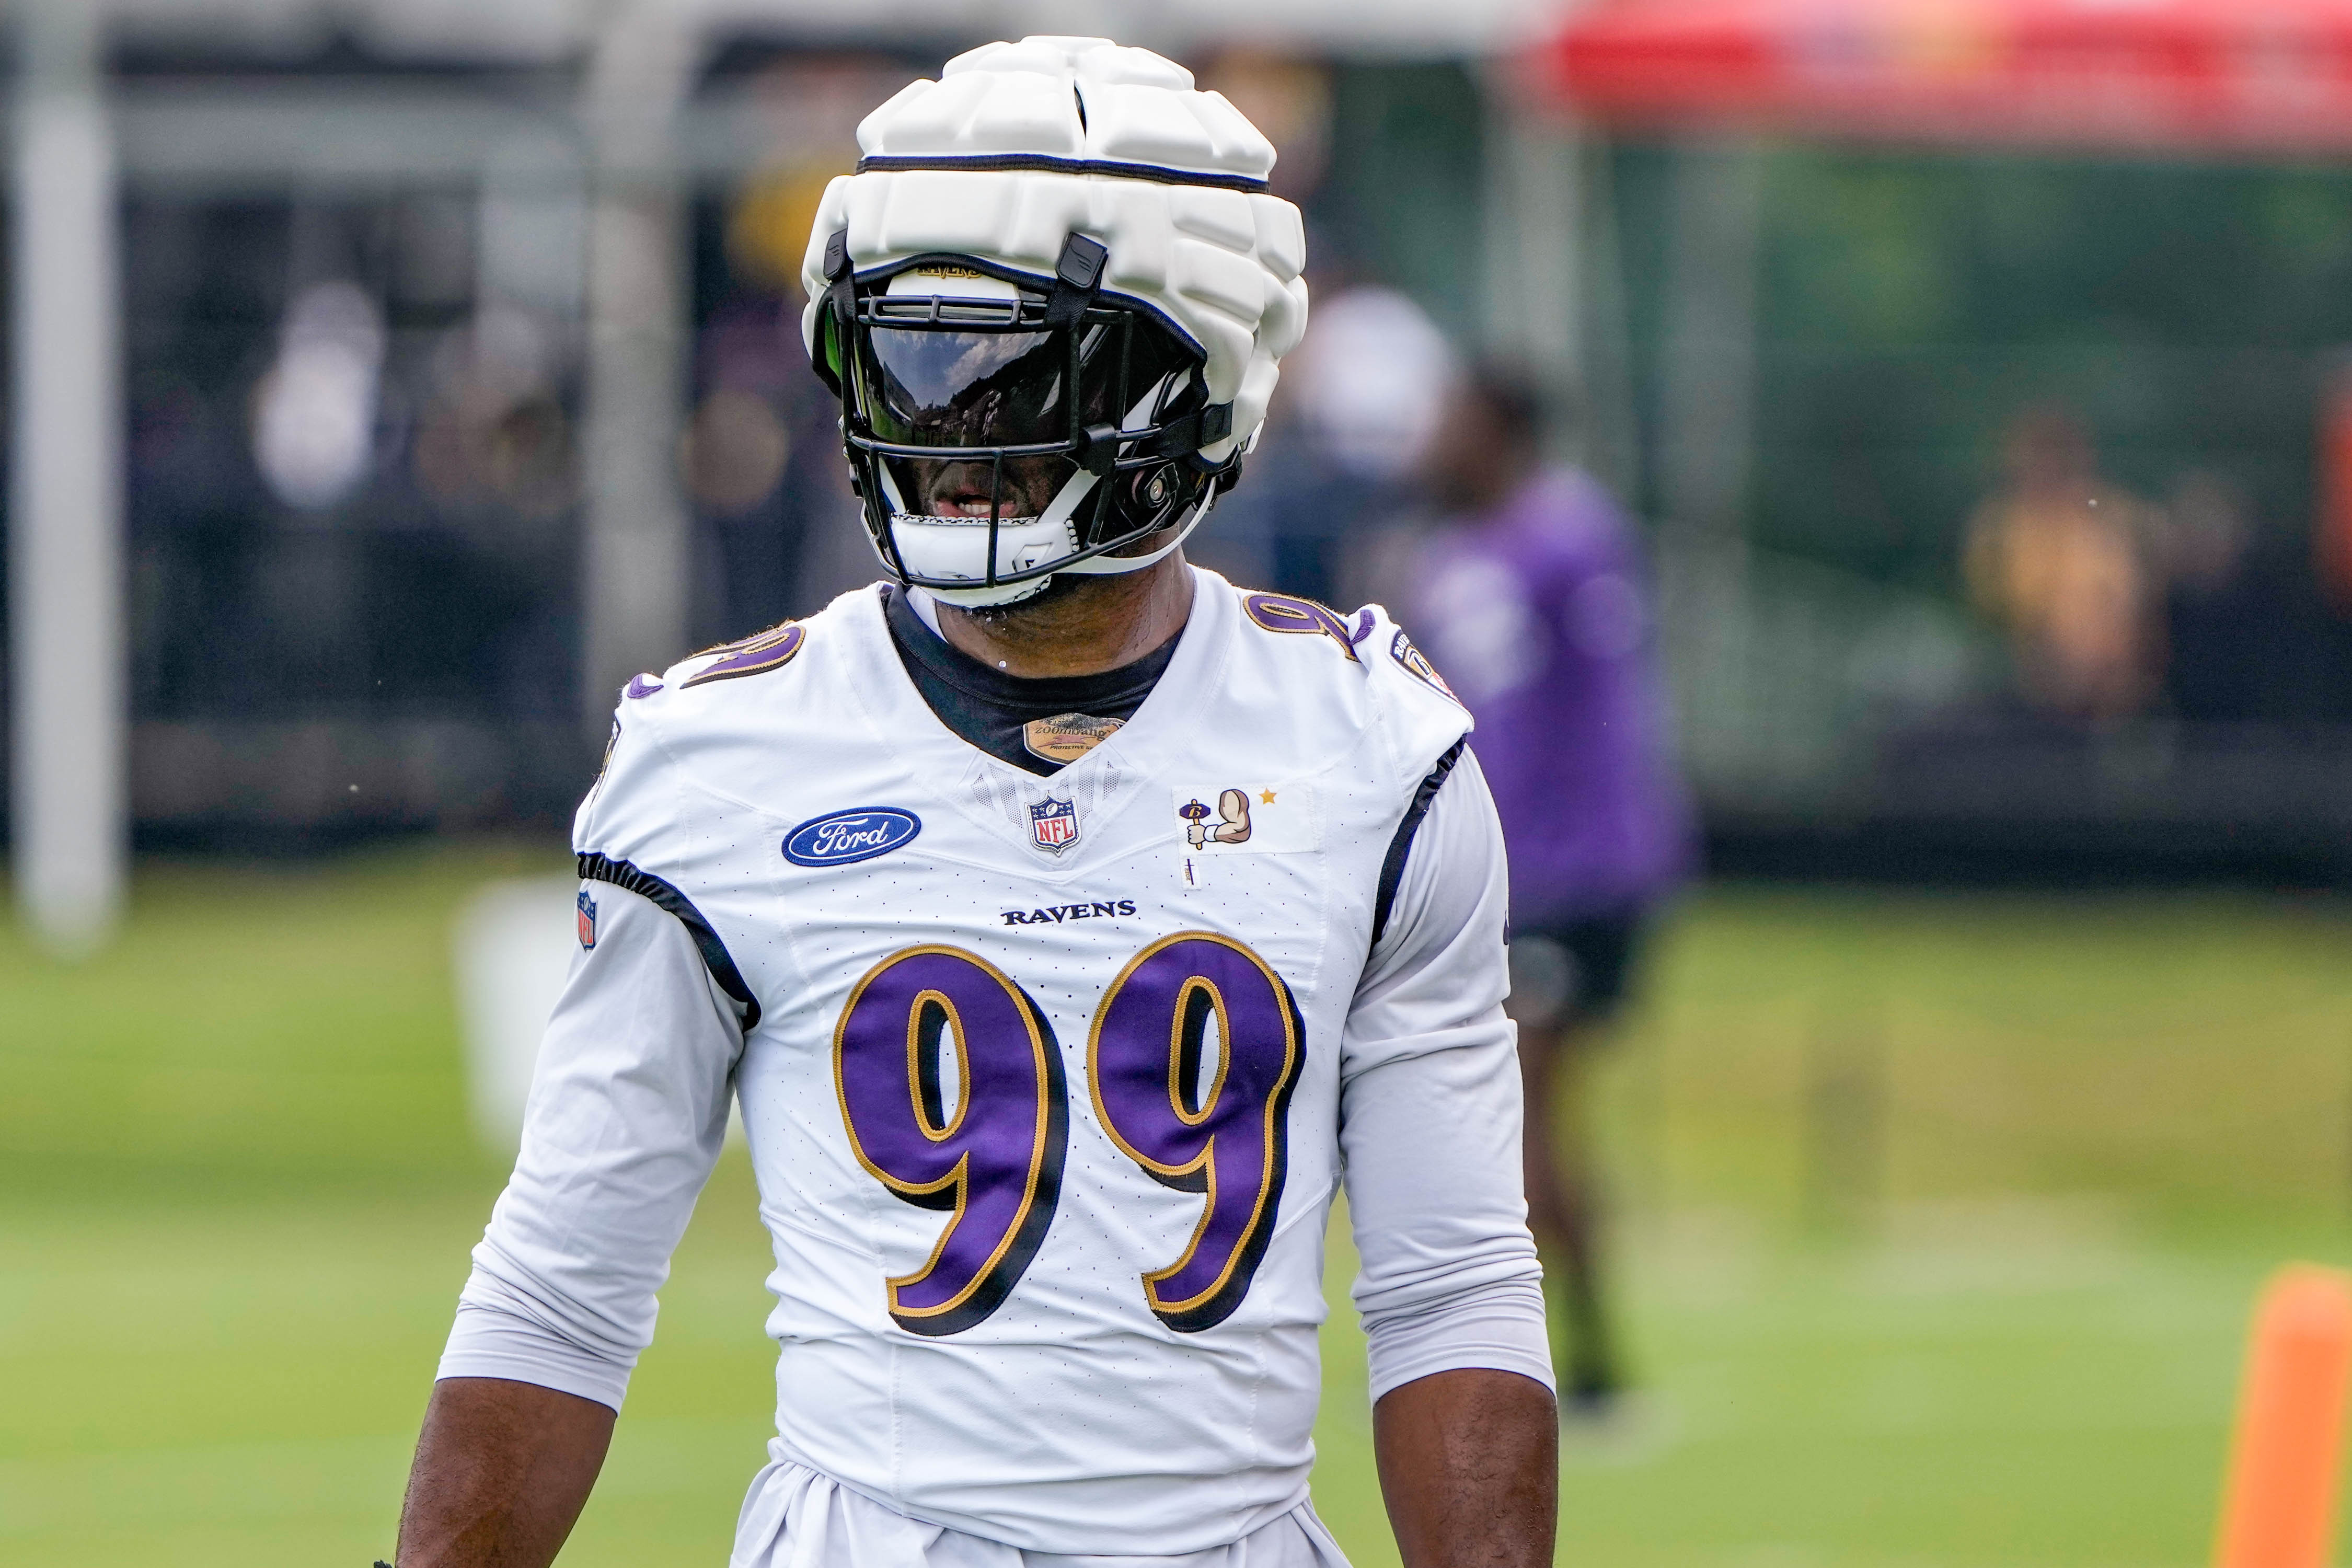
[1029, 795, 1080, 855]
[577, 889, 598, 949]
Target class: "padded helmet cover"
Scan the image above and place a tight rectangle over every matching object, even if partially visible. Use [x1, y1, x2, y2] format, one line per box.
[799, 36, 1309, 467]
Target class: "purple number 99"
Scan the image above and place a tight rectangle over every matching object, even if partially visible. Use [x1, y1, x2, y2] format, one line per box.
[833, 947, 1067, 1336]
[1090, 934, 1305, 1332]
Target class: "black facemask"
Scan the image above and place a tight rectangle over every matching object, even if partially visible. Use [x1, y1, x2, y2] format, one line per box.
[812, 234, 1243, 596]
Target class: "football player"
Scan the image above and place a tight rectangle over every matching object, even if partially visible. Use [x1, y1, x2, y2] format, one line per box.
[390, 37, 1557, 1568]
[1415, 362, 1696, 1412]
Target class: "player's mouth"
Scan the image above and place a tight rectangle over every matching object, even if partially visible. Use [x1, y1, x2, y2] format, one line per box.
[933, 488, 1007, 518]
[918, 458, 1057, 520]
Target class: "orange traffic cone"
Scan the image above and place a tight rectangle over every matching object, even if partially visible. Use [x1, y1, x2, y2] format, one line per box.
[2214, 1265, 2352, 1568]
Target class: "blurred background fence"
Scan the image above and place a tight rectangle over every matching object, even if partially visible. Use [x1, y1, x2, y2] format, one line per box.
[12, 1, 2352, 923]
[13, 4, 2352, 1566]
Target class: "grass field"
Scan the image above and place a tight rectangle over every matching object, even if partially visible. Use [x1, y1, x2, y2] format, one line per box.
[4, 844, 2351, 1565]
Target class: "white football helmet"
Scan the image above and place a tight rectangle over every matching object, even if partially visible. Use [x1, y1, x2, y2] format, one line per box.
[801, 37, 1310, 606]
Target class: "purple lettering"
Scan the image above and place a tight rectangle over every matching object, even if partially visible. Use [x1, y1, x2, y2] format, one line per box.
[834, 935, 1300, 1338]
[1242, 593, 1362, 663]
[1087, 934, 1304, 1332]
[834, 948, 1066, 1335]
[683, 621, 806, 689]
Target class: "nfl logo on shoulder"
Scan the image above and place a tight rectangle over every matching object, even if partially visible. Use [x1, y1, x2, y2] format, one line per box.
[1028, 794, 1080, 855]
[577, 889, 598, 949]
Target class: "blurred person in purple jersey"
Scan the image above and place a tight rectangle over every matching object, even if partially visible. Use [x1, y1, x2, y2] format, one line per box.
[1411, 360, 1696, 1412]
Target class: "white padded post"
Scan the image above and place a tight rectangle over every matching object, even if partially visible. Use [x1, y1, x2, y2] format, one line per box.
[11, 1, 125, 956]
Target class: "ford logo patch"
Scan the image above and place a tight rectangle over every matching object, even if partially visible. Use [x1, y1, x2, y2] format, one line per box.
[783, 808, 921, 867]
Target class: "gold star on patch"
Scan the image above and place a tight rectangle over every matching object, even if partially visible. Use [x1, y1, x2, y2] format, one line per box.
[1259, 789, 1277, 805]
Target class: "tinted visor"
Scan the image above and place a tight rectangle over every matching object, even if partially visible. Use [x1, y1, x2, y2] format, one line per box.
[856, 326, 1069, 449]
[852, 306, 1203, 454]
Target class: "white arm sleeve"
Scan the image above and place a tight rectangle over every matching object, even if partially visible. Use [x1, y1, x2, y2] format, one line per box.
[1341, 747, 1553, 1403]
[437, 882, 745, 1411]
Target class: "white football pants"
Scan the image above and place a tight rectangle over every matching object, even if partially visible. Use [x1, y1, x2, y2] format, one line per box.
[729, 1460, 1354, 1568]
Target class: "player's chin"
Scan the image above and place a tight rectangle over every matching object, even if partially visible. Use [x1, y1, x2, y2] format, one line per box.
[955, 570, 1087, 626]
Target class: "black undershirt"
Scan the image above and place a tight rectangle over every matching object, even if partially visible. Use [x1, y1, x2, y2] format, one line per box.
[881, 584, 1179, 777]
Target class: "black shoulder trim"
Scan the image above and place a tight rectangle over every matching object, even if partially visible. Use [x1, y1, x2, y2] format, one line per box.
[855, 152, 1270, 193]
[1370, 738, 1468, 948]
[578, 852, 762, 1032]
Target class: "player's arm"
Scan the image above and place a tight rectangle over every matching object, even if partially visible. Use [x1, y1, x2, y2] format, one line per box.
[1375, 1367, 1558, 1568]
[392, 881, 745, 1567]
[395, 1377, 613, 1568]
[1343, 747, 1558, 1568]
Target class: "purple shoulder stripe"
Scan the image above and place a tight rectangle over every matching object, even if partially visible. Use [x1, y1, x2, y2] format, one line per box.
[682, 621, 807, 689]
[1241, 593, 1361, 663]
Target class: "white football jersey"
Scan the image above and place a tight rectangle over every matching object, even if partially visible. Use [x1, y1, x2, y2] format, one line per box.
[500, 569, 1508, 1553]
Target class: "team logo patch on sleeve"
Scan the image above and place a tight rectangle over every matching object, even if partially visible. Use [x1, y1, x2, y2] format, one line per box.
[1028, 794, 1081, 855]
[577, 889, 598, 949]
[1389, 629, 1460, 702]
[784, 807, 923, 867]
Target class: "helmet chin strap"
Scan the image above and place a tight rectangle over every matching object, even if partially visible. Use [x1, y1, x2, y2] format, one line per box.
[882, 464, 1103, 608]
[917, 467, 1219, 608]
[1031, 371, 1214, 579]
[1055, 484, 1215, 577]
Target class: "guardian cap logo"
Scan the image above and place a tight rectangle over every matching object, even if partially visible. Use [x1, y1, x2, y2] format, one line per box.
[784, 808, 923, 867]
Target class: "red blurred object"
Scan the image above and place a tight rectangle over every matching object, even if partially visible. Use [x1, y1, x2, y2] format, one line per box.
[1535, 0, 2352, 153]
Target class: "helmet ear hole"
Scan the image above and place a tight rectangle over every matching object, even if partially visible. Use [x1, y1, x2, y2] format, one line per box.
[1120, 462, 1191, 529]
